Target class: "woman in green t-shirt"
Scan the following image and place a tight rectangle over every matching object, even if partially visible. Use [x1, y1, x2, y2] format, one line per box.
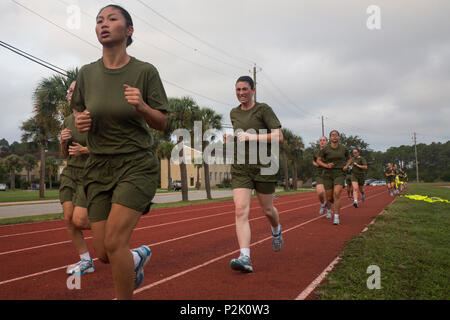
[72, 5, 169, 299]
[60, 81, 94, 276]
[317, 130, 352, 225]
[312, 136, 329, 215]
[223, 76, 284, 273]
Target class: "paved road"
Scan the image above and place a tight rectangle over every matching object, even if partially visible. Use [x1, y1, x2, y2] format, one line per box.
[0, 190, 234, 219]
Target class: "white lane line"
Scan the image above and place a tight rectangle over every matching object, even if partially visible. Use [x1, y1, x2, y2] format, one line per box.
[294, 192, 397, 300]
[131, 190, 387, 298]
[0, 193, 315, 238]
[0, 196, 308, 254]
[0, 198, 319, 285]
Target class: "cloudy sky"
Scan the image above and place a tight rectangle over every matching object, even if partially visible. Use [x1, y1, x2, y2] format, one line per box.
[1, 0, 449, 151]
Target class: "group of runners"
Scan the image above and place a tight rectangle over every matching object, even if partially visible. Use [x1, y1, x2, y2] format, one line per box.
[312, 133, 369, 226]
[384, 163, 408, 196]
[56, 4, 407, 299]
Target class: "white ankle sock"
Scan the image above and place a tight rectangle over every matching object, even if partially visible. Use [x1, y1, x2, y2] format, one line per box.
[240, 248, 250, 258]
[80, 251, 90, 261]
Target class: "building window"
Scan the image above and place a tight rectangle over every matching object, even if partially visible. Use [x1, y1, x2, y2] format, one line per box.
[190, 177, 194, 187]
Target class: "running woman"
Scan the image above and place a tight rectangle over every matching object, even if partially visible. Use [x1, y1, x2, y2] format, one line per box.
[60, 80, 94, 276]
[71, 5, 169, 299]
[312, 136, 328, 215]
[317, 130, 352, 225]
[384, 163, 395, 196]
[223, 76, 283, 273]
[351, 148, 368, 208]
[345, 163, 353, 200]
[393, 164, 402, 194]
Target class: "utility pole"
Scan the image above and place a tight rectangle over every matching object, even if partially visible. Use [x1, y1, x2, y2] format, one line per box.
[413, 132, 419, 182]
[321, 116, 325, 137]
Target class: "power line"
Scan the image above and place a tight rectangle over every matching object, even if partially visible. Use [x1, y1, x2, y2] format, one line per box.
[0, 40, 68, 77]
[10, 0, 234, 108]
[11, 0, 100, 51]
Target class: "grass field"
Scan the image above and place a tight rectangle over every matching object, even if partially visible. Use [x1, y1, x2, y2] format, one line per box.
[317, 183, 450, 300]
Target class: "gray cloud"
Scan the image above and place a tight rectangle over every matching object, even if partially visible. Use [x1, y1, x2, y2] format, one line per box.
[1, 0, 449, 152]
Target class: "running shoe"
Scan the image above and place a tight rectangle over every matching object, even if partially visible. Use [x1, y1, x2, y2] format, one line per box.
[132, 245, 152, 290]
[66, 259, 95, 275]
[361, 194, 366, 202]
[353, 200, 358, 208]
[326, 209, 332, 219]
[333, 215, 340, 225]
[230, 255, 253, 273]
[319, 203, 326, 215]
[272, 227, 284, 252]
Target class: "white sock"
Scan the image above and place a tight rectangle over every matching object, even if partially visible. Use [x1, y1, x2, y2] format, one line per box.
[334, 214, 340, 218]
[271, 224, 281, 235]
[131, 250, 141, 267]
[240, 248, 250, 258]
[80, 251, 91, 261]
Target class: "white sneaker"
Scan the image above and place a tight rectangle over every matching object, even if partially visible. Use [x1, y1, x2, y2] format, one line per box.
[319, 203, 326, 215]
[333, 215, 340, 225]
[326, 209, 332, 219]
[66, 259, 95, 275]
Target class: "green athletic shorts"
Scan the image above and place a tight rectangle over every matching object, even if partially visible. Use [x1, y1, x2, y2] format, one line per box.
[59, 166, 88, 208]
[322, 168, 346, 190]
[345, 176, 352, 188]
[351, 174, 365, 186]
[315, 175, 324, 185]
[231, 164, 277, 194]
[386, 177, 394, 184]
[83, 150, 159, 223]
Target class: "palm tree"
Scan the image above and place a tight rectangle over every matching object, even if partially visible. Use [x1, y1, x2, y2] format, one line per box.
[156, 141, 176, 191]
[289, 135, 304, 190]
[198, 107, 223, 199]
[21, 70, 78, 198]
[45, 156, 58, 189]
[194, 160, 203, 190]
[281, 128, 295, 191]
[167, 97, 201, 201]
[4, 154, 23, 190]
[22, 153, 37, 188]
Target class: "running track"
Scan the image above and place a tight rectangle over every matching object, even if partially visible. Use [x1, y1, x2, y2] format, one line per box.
[0, 186, 395, 300]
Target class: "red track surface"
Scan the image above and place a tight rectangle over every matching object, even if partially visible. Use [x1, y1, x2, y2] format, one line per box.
[0, 186, 395, 300]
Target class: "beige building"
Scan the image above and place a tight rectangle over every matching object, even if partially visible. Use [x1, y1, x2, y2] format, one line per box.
[160, 145, 231, 189]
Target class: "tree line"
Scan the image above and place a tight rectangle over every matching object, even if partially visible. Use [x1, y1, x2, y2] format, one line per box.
[2, 69, 448, 198]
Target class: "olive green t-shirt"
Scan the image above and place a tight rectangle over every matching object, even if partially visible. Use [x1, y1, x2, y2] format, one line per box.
[70, 57, 169, 155]
[229, 102, 281, 177]
[346, 163, 353, 179]
[385, 167, 394, 177]
[352, 156, 367, 176]
[313, 148, 325, 177]
[318, 144, 350, 169]
[63, 114, 88, 168]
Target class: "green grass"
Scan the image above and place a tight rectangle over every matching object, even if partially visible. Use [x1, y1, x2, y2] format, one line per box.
[317, 183, 450, 300]
[0, 189, 60, 202]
